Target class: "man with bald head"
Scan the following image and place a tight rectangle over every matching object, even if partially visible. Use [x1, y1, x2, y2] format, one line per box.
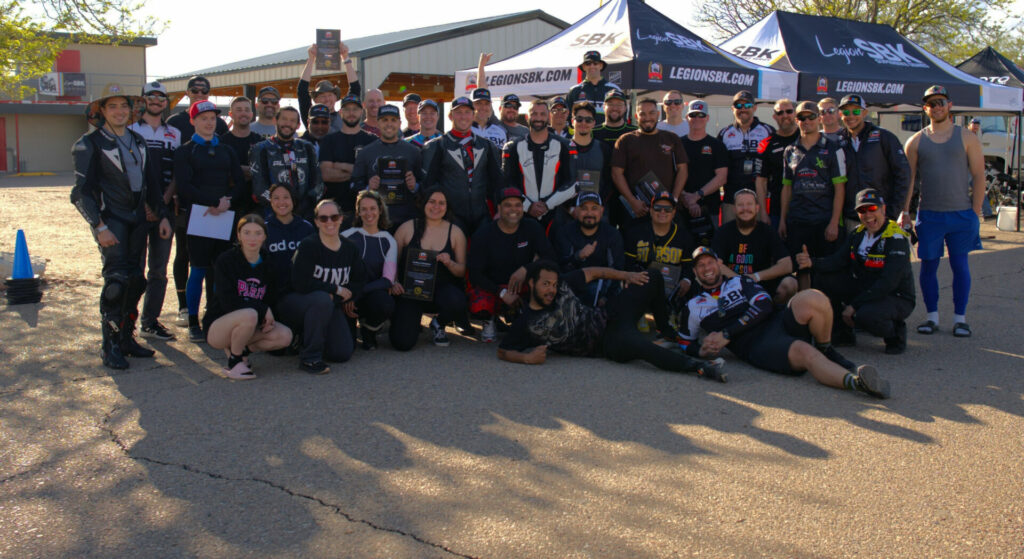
[362, 88, 385, 137]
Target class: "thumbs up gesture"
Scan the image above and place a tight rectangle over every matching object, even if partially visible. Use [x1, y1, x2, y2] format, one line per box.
[795, 244, 812, 270]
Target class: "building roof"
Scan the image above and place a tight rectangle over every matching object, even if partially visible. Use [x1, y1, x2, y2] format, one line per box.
[163, 10, 568, 80]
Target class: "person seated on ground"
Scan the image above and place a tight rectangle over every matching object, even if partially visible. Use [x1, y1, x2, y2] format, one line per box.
[204, 214, 293, 380]
[390, 188, 470, 350]
[679, 246, 890, 399]
[265, 185, 314, 293]
[342, 190, 398, 350]
[551, 192, 624, 307]
[276, 199, 367, 375]
[468, 187, 556, 343]
[623, 191, 697, 318]
[711, 188, 797, 305]
[497, 260, 726, 382]
[795, 189, 916, 354]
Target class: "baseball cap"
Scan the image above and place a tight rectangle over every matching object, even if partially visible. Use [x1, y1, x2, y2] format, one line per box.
[189, 100, 221, 120]
[308, 104, 331, 120]
[732, 90, 755, 103]
[377, 104, 401, 119]
[855, 188, 885, 209]
[839, 94, 867, 108]
[604, 89, 627, 103]
[257, 86, 280, 99]
[340, 94, 362, 108]
[451, 97, 474, 111]
[579, 50, 607, 71]
[576, 191, 602, 207]
[795, 100, 818, 115]
[970, 117, 981, 124]
[142, 81, 167, 96]
[313, 80, 341, 97]
[692, 245, 719, 262]
[687, 99, 708, 116]
[418, 99, 439, 113]
[403, 93, 422, 106]
[502, 93, 521, 108]
[922, 85, 950, 102]
[650, 190, 676, 207]
[186, 76, 210, 90]
[551, 96, 568, 109]
[498, 186, 525, 202]
[471, 88, 492, 102]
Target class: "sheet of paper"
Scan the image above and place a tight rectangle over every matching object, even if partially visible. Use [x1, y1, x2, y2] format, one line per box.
[187, 205, 235, 241]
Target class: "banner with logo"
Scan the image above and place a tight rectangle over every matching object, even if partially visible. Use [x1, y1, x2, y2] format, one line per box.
[956, 47, 1024, 96]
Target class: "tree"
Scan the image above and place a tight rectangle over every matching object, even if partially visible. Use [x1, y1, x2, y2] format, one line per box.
[0, 0, 163, 100]
[694, 0, 1024, 64]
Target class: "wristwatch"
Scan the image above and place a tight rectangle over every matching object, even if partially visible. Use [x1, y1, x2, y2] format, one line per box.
[721, 329, 731, 340]
[96, 224, 109, 233]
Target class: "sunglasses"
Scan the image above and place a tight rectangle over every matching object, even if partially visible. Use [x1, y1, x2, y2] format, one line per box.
[841, 108, 865, 116]
[856, 204, 879, 214]
[316, 214, 342, 223]
[551, 107, 568, 113]
[796, 113, 818, 122]
[189, 87, 210, 95]
[687, 112, 707, 119]
[925, 98, 948, 108]
[774, 108, 795, 115]
[145, 94, 167, 101]
[573, 116, 595, 123]
[311, 118, 330, 125]
[664, 99, 684, 106]
[502, 103, 520, 108]
[733, 102, 754, 109]
[651, 205, 675, 213]
[259, 98, 280, 105]
[821, 107, 838, 115]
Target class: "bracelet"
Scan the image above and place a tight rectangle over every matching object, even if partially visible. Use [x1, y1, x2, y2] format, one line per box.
[96, 224, 108, 233]
[344, 59, 353, 65]
[753, 272, 761, 282]
[499, 288, 508, 299]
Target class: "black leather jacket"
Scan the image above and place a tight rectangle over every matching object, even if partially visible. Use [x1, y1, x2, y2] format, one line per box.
[838, 122, 911, 220]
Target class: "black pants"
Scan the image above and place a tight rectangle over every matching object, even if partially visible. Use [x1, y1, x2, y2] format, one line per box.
[172, 207, 189, 308]
[96, 216, 148, 324]
[389, 283, 468, 351]
[276, 291, 354, 363]
[140, 215, 174, 326]
[602, 273, 705, 373]
[814, 271, 915, 338]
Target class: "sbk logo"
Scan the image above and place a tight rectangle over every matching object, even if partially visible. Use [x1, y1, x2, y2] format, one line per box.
[570, 33, 623, 47]
[732, 46, 780, 60]
[814, 35, 927, 68]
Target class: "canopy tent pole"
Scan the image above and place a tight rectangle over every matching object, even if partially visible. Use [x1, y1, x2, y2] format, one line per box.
[1017, 111, 1022, 231]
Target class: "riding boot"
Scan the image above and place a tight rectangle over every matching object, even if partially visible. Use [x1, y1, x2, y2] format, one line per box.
[120, 312, 155, 358]
[102, 317, 129, 369]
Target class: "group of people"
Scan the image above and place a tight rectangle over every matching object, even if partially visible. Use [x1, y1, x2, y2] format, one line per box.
[72, 48, 987, 397]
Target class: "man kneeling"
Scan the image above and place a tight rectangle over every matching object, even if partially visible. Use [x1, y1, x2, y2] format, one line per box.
[498, 260, 725, 382]
[679, 246, 890, 398]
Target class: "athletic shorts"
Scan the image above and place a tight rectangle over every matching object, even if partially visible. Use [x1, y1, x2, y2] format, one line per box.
[785, 220, 842, 260]
[728, 306, 811, 375]
[915, 209, 982, 260]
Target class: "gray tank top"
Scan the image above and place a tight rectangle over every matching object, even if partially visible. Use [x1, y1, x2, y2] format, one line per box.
[916, 126, 971, 212]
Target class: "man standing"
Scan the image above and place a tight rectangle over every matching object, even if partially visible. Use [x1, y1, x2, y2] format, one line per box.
[592, 90, 637, 148]
[779, 101, 847, 291]
[818, 97, 842, 142]
[548, 96, 571, 138]
[566, 102, 613, 205]
[565, 50, 622, 126]
[656, 90, 689, 138]
[717, 90, 775, 224]
[837, 94, 910, 230]
[401, 93, 421, 137]
[250, 86, 280, 137]
[611, 98, 688, 220]
[352, 104, 424, 228]
[470, 87, 507, 148]
[129, 81, 181, 340]
[901, 85, 986, 338]
[551, 192, 624, 307]
[361, 88, 385, 137]
[298, 42, 361, 133]
[219, 96, 264, 217]
[318, 95, 378, 223]
[167, 76, 228, 139]
[250, 106, 322, 219]
[502, 101, 575, 229]
[500, 94, 528, 142]
[406, 99, 442, 150]
[755, 98, 800, 229]
[679, 100, 728, 238]
[71, 83, 172, 369]
[421, 97, 504, 235]
[301, 104, 333, 152]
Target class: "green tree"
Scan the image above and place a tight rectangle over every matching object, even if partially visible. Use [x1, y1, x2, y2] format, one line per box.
[694, 0, 1024, 64]
[0, 0, 162, 99]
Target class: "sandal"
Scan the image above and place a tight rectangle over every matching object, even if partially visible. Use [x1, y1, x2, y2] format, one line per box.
[952, 322, 972, 338]
[223, 361, 255, 380]
[916, 320, 938, 335]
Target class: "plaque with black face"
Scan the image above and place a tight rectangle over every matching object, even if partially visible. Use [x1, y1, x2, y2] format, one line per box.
[377, 156, 409, 205]
[576, 169, 600, 193]
[402, 249, 437, 301]
[649, 261, 682, 297]
[316, 29, 341, 71]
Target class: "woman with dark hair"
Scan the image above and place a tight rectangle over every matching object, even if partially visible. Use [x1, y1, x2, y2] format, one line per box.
[342, 190, 397, 349]
[277, 199, 367, 374]
[389, 188, 469, 349]
[265, 184, 314, 291]
[204, 214, 293, 379]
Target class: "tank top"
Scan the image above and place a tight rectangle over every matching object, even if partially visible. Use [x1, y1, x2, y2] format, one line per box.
[407, 219, 459, 286]
[917, 126, 972, 212]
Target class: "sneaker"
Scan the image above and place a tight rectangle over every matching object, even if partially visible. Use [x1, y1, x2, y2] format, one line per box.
[884, 337, 906, 355]
[222, 361, 255, 380]
[188, 325, 204, 343]
[431, 318, 450, 347]
[637, 316, 650, 333]
[360, 326, 377, 351]
[176, 308, 188, 326]
[299, 360, 330, 375]
[481, 318, 497, 343]
[822, 345, 856, 372]
[854, 364, 891, 399]
[697, 358, 728, 383]
[141, 321, 176, 340]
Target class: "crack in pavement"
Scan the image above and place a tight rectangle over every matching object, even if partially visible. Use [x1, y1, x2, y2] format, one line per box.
[99, 406, 479, 559]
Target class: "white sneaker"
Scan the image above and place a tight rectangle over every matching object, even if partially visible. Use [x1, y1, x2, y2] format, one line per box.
[176, 308, 188, 326]
[481, 318, 497, 343]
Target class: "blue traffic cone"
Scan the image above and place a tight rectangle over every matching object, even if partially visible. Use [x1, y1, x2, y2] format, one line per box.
[11, 229, 35, 279]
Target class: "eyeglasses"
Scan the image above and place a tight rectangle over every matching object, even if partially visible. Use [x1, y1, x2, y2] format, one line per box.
[856, 205, 879, 214]
[316, 214, 342, 223]
[551, 107, 567, 114]
[687, 112, 707, 119]
[144, 94, 167, 101]
[189, 87, 210, 95]
[774, 108, 794, 115]
[573, 116, 595, 123]
[259, 98, 280, 105]
[925, 98, 948, 108]
[733, 102, 754, 109]
[821, 107, 838, 115]
[502, 103, 520, 109]
[664, 99, 684, 106]
[311, 118, 330, 125]
[796, 113, 818, 122]
[651, 205, 675, 213]
[841, 108, 864, 116]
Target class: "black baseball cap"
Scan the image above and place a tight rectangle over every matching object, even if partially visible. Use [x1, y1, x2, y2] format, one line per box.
[855, 188, 885, 209]
[576, 191, 602, 207]
[579, 50, 606, 71]
[604, 89, 627, 103]
[451, 97, 474, 111]
[257, 86, 280, 99]
[186, 76, 210, 90]
[471, 88, 491, 101]
[418, 99, 439, 113]
[650, 191, 676, 207]
[498, 186, 525, 202]
[795, 100, 818, 116]
[309, 104, 331, 120]
[377, 104, 401, 119]
[922, 85, 950, 102]
[403, 93, 422, 106]
[502, 93, 521, 108]
[839, 94, 867, 109]
[551, 96, 568, 109]
[732, 90, 755, 103]
[340, 94, 362, 108]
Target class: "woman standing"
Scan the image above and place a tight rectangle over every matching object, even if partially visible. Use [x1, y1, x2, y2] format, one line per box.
[204, 214, 293, 379]
[278, 199, 367, 374]
[389, 188, 469, 350]
[342, 190, 398, 349]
